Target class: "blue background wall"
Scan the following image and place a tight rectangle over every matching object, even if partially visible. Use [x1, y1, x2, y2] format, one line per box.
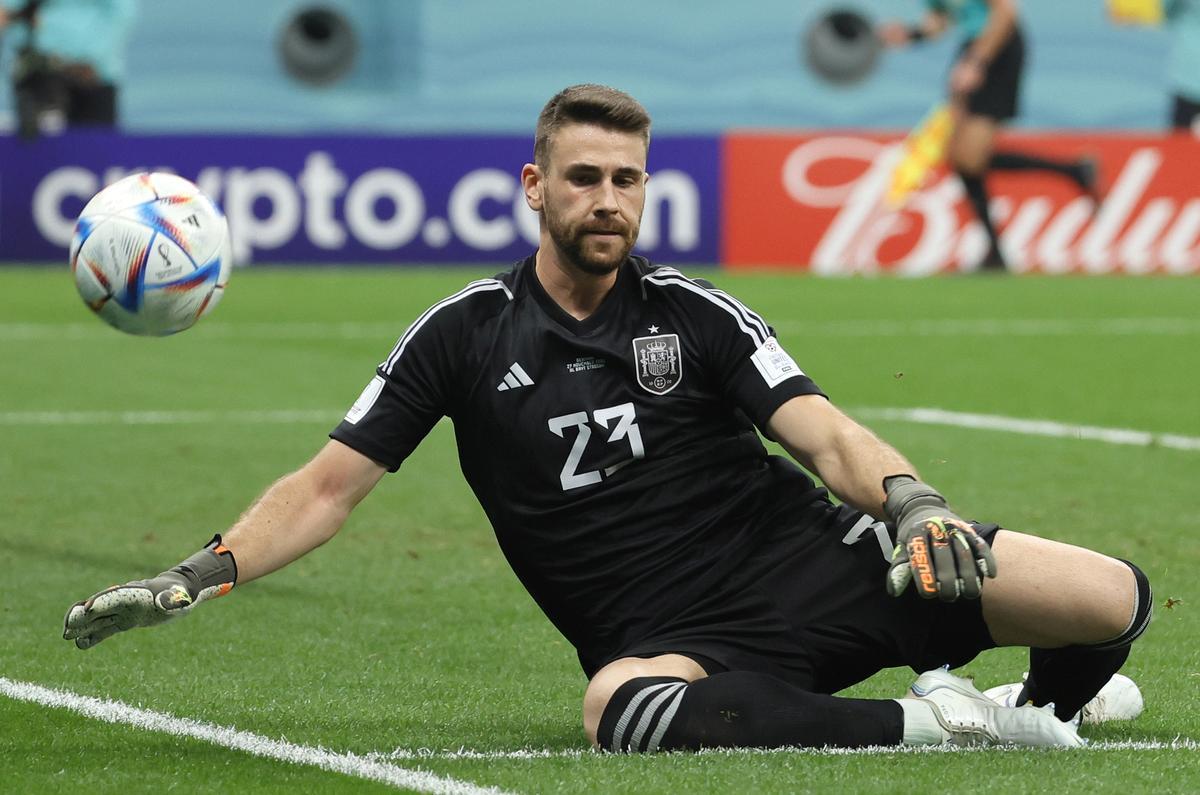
[0, 0, 1175, 133]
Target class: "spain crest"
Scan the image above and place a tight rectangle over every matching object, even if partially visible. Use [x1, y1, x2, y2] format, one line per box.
[632, 333, 682, 395]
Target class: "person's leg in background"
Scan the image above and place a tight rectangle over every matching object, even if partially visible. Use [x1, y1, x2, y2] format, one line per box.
[948, 113, 1007, 271]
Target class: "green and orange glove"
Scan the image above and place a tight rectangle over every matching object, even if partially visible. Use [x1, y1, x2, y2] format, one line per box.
[883, 476, 997, 601]
[63, 536, 237, 650]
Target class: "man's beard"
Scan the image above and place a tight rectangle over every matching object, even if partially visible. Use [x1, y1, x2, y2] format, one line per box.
[544, 208, 638, 277]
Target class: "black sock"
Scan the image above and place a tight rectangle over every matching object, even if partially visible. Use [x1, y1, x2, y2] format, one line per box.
[991, 150, 1083, 178]
[958, 171, 1004, 264]
[1018, 560, 1151, 722]
[1020, 645, 1130, 722]
[596, 672, 903, 752]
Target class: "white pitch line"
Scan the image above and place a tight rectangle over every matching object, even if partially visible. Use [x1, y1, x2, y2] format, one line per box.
[0, 677, 508, 795]
[772, 317, 1200, 337]
[0, 322, 402, 341]
[2, 676, 1191, 783]
[2, 317, 1199, 341]
[377, 738, 1200, 761]
[853, 407, 1200, 452]
[0, 409, 339, 426]
[3, 407, 1198, 456]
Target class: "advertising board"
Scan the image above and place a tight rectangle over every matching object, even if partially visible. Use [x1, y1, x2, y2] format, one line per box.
[723, 132, 1200, 274]
[0, 133, 719, 265]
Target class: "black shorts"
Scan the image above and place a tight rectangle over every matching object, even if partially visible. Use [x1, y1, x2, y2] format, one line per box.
[609, 501, 999, 694]
[957, 27, 1025, 122]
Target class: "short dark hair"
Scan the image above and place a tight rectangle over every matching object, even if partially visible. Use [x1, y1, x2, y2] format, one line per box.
[533, 84, 651, 169]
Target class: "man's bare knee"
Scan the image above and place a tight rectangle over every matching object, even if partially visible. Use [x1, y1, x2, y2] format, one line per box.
[949, 114, 997, 175]
[582, 654, 707, 748]
[951, 151, 988, 177]
[983, 530, 1140, 647]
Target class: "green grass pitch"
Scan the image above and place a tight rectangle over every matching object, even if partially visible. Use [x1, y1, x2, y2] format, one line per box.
[1, 266, 1198, 793]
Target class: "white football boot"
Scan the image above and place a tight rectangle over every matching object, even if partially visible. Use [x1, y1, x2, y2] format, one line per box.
[906, 667, 1084, 747]
[983, 673, 1144, 727]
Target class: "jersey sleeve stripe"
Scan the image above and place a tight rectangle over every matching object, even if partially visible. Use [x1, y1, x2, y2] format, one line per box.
[657, 267, 768, 343]
[381, 279, 511, 374]
[642, 271, 768, 346]
[646, 268, 770, 341]
[707, 288, 771, 341]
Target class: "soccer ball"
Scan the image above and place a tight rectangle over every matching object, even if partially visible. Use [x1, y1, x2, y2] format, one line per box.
[70, 172, 232, 336]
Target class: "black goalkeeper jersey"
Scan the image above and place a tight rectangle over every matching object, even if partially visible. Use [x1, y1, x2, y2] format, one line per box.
[331, 255, 829, 674]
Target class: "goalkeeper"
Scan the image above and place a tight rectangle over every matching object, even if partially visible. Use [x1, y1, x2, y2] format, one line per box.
[65, 84, 1150, 752]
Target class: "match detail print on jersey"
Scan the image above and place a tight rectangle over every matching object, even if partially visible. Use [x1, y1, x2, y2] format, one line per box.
[344, 375, 385, 425]
[750, 337, 804, 388]
[632, 333, 682, 395]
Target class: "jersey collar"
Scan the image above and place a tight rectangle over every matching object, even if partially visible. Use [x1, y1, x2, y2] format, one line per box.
[525, 255, 633, 337]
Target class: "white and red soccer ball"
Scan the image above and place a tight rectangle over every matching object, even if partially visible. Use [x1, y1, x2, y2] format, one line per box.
[70, 172, 232, 336]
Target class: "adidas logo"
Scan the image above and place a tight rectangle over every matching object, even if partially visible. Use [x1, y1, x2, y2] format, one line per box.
[496, 362, 535, 391]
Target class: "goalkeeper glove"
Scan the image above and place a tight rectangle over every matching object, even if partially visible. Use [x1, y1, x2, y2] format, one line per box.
[63, 535, 237, 650]
[883, 476, 996, 601]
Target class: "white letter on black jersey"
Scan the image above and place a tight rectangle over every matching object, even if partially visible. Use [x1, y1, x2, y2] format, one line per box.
[548, 411, 602, 491]
[594, 402, 645, 476]
[548, 404, 647, 491]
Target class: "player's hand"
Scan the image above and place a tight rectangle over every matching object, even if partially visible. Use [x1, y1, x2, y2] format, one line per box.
[63, 537, 236, 650]
[949, 57, 985, 97]
[882, 478, 997, 601]
[877, 21, 912, 47]
[63, 574, 217, 649]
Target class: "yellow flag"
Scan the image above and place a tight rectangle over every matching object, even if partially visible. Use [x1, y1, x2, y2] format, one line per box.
[886, 103, 955, 210]
[1107, 0, 1164, 25]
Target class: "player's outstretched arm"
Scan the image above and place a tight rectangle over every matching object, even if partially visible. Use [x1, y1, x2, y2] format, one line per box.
[766, 395, 995, 601]
[877, 10, 950, 47]
[63, 440, 386, 649]
[217, 439, 387, 583]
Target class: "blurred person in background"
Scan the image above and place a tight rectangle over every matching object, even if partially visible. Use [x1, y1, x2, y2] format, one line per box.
[1166, 1, 1200, 132]
[0, 0, 136, 137]
[879, 0, 1097, 272]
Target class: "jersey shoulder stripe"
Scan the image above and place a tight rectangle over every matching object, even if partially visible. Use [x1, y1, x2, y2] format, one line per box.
[381, 278, 512, 374]
[641, 268, 770, 346]
[707, 288, 771, 340]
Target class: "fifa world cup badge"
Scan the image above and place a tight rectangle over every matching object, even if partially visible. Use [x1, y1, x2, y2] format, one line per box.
[632, 334, 682, 395]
